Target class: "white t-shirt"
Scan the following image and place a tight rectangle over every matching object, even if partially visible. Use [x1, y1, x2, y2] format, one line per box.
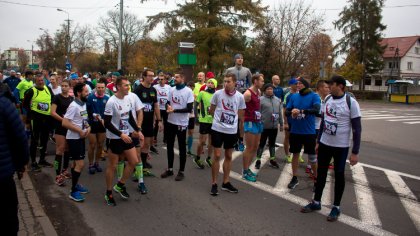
[167, 86, 194, 127]
[126, 92, 144, 132]
[64, 100, 88, 139]
[315, 95, 324, 130]
[104, 95, 133, 139]
[320, 95, 361, 147]
[49, 85, 62, 95]
[153, 84, 171, 110]
[211, 90, 246, 134]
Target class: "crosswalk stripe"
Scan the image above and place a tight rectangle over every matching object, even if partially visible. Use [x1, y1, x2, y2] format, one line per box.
[363, 116, 420, 120]
[363, 114, 397, 117]
[273, 163, 292, 193]
[250, 150, 271, 175]
[385, 172, 420, 233]
[350, 161, 420, 181]
[404, 121, 420, 124]
[387, 118, 420, 121]
[350, 164, 382, 227]
[322, 173, 332, 206]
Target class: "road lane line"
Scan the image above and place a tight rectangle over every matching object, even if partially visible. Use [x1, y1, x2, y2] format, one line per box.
[404, 121, 420, 124]
[350, 164, 382, 227]
[346, 161, 420, 181]
[385, 172, 420, 233]
[228, 171, 396, 236]
[387, 118, 420, 121]
[363, 116, 420, 120]
[362, 114, 396, 117]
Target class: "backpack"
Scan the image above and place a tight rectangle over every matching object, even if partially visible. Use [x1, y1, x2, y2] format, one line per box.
[324, 93, 352, 110]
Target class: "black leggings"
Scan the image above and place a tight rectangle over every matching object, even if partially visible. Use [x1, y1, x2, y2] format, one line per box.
[1, 176, 18, 235]
[166, 122, 187, 171]
[257, 129, 278, 158]
[153, 110, 168, 142]
[314, 143, 349, 206]
[30, 115, 50, 163]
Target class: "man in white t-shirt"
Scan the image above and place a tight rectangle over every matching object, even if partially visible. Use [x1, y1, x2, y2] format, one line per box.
[153, 74, 171, 144]
[62, 83, 90, 202]
[103, 77, 144, 206]
[301, 75, 362, 222]
[209, 73, 246, 196]
[160, 71, 194, 181]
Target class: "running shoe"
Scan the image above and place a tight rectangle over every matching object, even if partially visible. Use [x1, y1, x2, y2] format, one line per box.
[31, 163, 41, 172]
[233, 143, 239, 151]
[69, 191, 85, 202]
[143, 169, 155, 177]
[269, 159, 280, 169]
[287, 176, 299, 189]
[242, 171, 256, 182]
[105, 193, 116, 206]
[221, 182, 238, 193]
[113, 184, 129, 199]
[144, 161, 153, 169]
[61, 169, 71, 179]
[55, 175, 65, 186]
[38, 160, 53, 168]
[187, 150, 193, 156]
[210, 184, 219, 196]
[248, 169, 257, 177]
[160, 170, 174, 178]
[94, 162, 103, 172]
[255, 160, 261, 169]
[328, 164, 334, 170]
[299, 155, 305, 163]
[138, 183, 148, 194]
[285, 154, 292, 163]
[75, 184, 89, 194]
[205, 158, 212, 167]
[301, 200, 321, 213]
[238, 140, 245, 152]
[88, 165, 96, 175]
[327, 206, 341, 222]
[150, 146, 159, 154]
[193, 158, 205, 169]
[175, 172, 185, 181]
[305, 166, 312, 174]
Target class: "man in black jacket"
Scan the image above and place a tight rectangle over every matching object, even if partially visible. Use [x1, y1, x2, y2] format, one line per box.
[0, 83, 29, 235]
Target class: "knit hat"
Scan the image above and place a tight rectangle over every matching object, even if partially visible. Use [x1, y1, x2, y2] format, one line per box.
[207, 78, 218, 88]
[112, 72, 121, 77]
[263, 83, 274, 92]
[206, 71, 215, 79]
[298, 77, 309, 88]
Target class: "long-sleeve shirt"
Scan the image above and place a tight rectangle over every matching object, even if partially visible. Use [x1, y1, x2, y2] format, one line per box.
[260, 95, 283, 129]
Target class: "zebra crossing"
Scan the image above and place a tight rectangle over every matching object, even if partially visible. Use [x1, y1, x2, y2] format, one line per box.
[214, 145, 420, 236]
[361, 109, 420, 124]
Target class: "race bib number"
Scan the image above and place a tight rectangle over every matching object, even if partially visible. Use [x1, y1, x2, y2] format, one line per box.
[271, 113, 279, 121]
[254, 111, 262, 121]
[160, 98, 167, 106]
[82, 119, 89, 130]
[236, 80, 244, 88]
[37, 102, 49, 111]
[220, 112, 235, 125]
[143, 103, 153, 112]
[324, 120, 337, 136]
[178, 125, 187, 131]
[119, 119, 130, 135]
[296, 113, 305, 120]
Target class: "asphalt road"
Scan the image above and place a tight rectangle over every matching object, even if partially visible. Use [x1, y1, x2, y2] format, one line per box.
[30, 101, 420, 236]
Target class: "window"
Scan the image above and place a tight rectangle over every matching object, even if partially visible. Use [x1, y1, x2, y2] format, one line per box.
[415, 47, 420, 54]
[388, 61, 399, 68]
[365, 79, 372, 85]
[408, 62, 413, 70]
[375, 79, 382, 86]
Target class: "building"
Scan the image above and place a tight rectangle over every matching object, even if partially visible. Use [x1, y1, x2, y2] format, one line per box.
[353, 36, 420, 92]
[1, 48, 38, 70]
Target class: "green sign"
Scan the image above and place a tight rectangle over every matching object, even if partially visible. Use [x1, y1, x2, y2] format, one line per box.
[178, 54, 197, 65]
[28, 64, 39, 70]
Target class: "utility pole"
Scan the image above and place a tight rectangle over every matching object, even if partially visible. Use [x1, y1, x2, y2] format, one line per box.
[57, 9, 71, 64]
[118, 0, 123, 70]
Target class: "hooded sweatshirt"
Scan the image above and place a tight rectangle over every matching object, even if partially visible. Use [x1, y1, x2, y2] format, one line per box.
[260, 93, 283, 129]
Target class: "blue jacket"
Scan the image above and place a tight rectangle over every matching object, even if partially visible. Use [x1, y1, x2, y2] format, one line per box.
[86, 93, 110, 125]
[0, 90, 29, 180]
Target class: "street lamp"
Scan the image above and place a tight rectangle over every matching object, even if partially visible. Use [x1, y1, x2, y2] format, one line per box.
[320, 55, 333, 79]
[26, 40, 34, 69]
[57, 8, 70, 64]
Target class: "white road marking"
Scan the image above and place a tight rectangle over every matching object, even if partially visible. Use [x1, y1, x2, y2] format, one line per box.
[273, 163, 292, 193]
[385, 172, 420, 233]
[363, 116, 420, 120]
[250, 149, 271, 175]
[362, 114, 397, 117]
[321, 172, 332, 206]
[387, 118, 420, 122]
[350, 164, 382, 227]
[348, 161, 420, 181]
[404, 121, 420, 124]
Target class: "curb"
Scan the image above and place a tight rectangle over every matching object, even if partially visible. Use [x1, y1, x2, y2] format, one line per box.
[20, 172, 58, 236]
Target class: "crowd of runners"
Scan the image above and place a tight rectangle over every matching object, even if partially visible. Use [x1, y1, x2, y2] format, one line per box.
[1, 53, 362, 223]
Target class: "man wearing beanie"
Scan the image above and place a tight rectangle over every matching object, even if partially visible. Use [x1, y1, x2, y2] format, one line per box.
[285, 77, 320, 190]
[225, 54, 252, 94]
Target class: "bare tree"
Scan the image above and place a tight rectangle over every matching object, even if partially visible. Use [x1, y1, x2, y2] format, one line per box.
[17, 49, 29, 72]
[72, 25, 97, 59]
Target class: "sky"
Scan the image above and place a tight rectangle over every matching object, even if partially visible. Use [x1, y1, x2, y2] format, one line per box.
[0, 0, 419, 52]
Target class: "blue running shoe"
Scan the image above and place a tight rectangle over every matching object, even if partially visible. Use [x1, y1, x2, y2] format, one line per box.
[138, 183, 148, 194]
[242, 171, 256, 182]
[75, 184, 89, 194]
[301, 201, 321, 213]
[238, 140, 245, 152]
[94, 162, 103, 172]
[69, 191, 85, 202]
[247, 169, 257, 177]
[88, 165, 96, 175]
[327, 206, 341, 222]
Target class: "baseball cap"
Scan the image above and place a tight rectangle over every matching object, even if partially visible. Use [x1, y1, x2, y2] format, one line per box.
[327, 75, 346, 87]
[16, 72, 21, 75]
[345, 80, 353, 87]
[70, 73, 79, 80]
[83, 74, 88, 79]
[288, 78, 298, 85]
[65, 69, 70, 73]
[206, 71, 215, 79]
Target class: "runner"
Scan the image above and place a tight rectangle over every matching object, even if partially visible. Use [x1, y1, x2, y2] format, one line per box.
[49, 75, 62, 95]
[104, 77, 143, 205]
[86, 81, 109, 174]
[314, 79, 331, 173]
[194, 78, 217, 169]
[160, 71, 194, 181]
[255, 83, 283, 170]
[283, 78, 299, 163]
[186, 81, 196, 155]
[285, 78, 321, 189]
[301, 75, 362, 222]
[193, 72, 206, 123]
[242, 74, 264, 182]
[62, 83, 90, 202]
[50, 80, 74, 186]
[153, 72, 171, 144]
[209, 73, 246, 195]
[23, 72, 54, 171]
[15, 71, 34, 130]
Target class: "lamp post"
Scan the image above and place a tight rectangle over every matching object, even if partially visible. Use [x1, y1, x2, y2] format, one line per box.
[26, 40, 34, 69]
[320, 55, 332, 79]
[57, 8, 70, 64]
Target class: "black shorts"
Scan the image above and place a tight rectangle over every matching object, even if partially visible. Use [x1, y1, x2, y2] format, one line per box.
[289, 133, 317, 155]
[108, 139, 135, 155]
[90, 121, 106, 134]
[67, 139, 86, 160]
[141, 118, 154, 138]
[130, 133, 140, 148]
[211, 129, 238, 149]
[55, 126, 67, 136]
[188, 117, 195, 130]
[199, 123, 212, 135]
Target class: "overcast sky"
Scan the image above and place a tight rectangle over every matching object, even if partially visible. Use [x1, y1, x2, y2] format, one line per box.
[0, 0, 419, 51]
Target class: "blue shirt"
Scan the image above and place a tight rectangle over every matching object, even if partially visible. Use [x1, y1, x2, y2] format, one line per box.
[273, 85, 284, 102]
[3, 76, 21, 92]
[86, 93, 110, 125]
[286, 92, 320, 135]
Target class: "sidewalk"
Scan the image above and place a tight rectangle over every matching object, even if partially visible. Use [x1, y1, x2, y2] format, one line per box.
[15, 172, 57, 236]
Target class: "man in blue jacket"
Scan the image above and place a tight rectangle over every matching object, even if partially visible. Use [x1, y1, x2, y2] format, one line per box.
[0, 83, 29, 235]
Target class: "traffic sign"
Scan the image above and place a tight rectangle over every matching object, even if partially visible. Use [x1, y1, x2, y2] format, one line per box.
[65, 63, 72, 70]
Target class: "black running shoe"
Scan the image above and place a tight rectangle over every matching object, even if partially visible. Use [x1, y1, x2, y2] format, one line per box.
[160, 170, 174, 178]
[221, 182, 238, 193]
[175, 172, 184, 181]
[210, 184, 219, 196]
[269, 159, 280, 169]
[38, 160, 53, 168]
[144, 161, 153, 169]
[105, 193, 117, 206]
[113, 184, 130, 199]
[255, 160, 261, 169]
[150, 146, 159, 154]
[31, 163, 41, 172]
[287, 176, 299, 189]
